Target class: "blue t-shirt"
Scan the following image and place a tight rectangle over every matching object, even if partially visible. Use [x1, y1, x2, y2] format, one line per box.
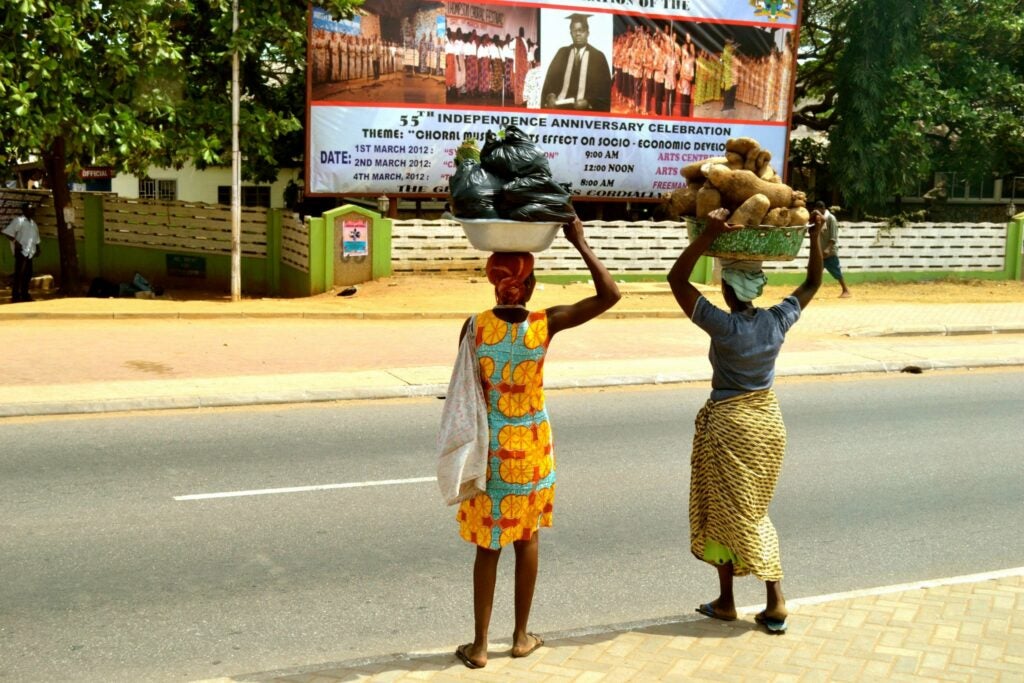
[691, 295, 802, 401]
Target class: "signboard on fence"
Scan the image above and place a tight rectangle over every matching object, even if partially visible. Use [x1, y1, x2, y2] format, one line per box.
[307, 0, 801, 199]
[341, 217, 369, 257]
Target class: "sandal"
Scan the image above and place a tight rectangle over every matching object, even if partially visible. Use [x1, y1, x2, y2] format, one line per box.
[510, 633, 544, 658]
[455, 643, 485, 669]
[754, 610, 788, 634]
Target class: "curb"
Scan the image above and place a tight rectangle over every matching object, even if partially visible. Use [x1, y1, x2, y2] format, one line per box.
[4, 357, 1023, 418]
[0, 310, 688, 321]
[847, 323, 1024, 337]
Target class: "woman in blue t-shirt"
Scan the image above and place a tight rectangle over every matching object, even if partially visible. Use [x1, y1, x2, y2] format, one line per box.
[667, 207, 824, 634]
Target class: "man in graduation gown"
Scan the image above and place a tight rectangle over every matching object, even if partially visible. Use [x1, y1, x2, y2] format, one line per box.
[542, 14, 611, 112]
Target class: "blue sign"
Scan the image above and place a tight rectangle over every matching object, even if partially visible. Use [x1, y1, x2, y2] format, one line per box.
[312, 7, 360, 35]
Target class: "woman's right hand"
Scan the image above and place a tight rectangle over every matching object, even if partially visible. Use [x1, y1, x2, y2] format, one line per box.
[706, 208, 741, 234]
[808, 210, 825, 237]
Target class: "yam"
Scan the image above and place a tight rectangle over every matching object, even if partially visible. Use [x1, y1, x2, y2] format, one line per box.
[764, 207, 791, 226]
[755, 149, 772, 170]
[681, 156, 728, 183]
[704, 164, 794, 209]
[725, 152, 745, 170]
[743, 155, 759, 172]
[729, 193, 771, 227]
[725, 137, 760, 158]
[788, 207, 810, 226]
[696, 186, 722, 219]
[665, 183, 700, 217]
[758, 163, 777, 180]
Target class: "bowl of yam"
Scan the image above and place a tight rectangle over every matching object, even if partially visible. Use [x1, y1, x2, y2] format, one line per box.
[661, 137, 812, 261]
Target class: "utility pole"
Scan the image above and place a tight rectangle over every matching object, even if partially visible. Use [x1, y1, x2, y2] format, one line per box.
[230, 0, 242, 301]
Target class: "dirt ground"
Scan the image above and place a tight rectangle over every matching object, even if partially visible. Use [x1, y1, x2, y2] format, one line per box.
[275, 273, 1024, 317]
[314, 273, 1024, 309]
[5, 272, 1023, 313]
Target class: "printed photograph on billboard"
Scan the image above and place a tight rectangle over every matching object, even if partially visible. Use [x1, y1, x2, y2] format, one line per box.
[306, 0, 802, 199]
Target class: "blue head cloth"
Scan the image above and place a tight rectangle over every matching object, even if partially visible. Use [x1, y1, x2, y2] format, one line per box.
[720, 259, 767, 302]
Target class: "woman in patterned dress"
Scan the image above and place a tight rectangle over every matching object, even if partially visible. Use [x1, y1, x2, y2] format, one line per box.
[454, 217, 620, 669]
[667, 208, 824, 634]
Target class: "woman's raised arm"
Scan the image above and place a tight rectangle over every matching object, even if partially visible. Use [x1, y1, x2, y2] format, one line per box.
[546, 217, 622, 337]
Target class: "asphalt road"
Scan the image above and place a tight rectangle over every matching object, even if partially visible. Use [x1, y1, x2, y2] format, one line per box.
[1, 369, 1022, 682]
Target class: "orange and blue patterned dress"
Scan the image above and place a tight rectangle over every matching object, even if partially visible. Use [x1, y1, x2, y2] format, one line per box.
[457, 309, 555, 549]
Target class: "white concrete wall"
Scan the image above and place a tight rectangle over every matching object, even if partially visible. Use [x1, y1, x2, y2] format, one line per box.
[390, 220, 1012, 275]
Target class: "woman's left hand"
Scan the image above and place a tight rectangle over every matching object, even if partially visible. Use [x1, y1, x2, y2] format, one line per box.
[563, 215, 584, 246]
[706, 208, 744, 233]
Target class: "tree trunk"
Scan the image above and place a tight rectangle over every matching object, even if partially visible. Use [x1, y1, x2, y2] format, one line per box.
[42, 136, 80, 295]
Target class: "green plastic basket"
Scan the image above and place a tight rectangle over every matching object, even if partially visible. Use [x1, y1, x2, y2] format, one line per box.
[684, 217, 807, 261]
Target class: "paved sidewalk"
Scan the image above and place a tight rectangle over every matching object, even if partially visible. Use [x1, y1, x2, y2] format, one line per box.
[196, 568, 1024, 682]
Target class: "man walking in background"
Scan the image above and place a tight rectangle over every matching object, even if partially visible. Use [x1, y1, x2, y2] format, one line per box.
[3, 203, 40, 303]
[815, 200, 852, 298]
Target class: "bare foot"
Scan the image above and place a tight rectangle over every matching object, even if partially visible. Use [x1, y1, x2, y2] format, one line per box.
[839, 291, 852, 298]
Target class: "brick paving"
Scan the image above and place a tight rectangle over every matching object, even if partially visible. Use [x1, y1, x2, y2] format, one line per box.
[231, 571, 1023, 683]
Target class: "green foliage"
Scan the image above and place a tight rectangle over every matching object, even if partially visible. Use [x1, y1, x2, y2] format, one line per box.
[829, 0, 930, 211]
[918, 0, 1024, 180]
[1, 0, 357, 291]
[158, 0, 357, 183]
[792, 0, 855, 131]
[799, 0, 1024, 212]
[0, 0, 185, 177]
[864, 209, 928, 230]
[1, 0, 358, 180]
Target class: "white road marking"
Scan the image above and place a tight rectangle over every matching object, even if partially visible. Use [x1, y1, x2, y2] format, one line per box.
[174, 476, 436, 501]
[738, 565, 1024, 613]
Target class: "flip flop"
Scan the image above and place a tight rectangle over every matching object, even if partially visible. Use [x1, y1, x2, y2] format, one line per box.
[510, 633, 545, 658]
[455, 643, 484, 669]
[754, 610, 788, 634]
[696, 602, 737, 622]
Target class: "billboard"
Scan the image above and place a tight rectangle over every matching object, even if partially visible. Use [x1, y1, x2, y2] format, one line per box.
[307, 0, 801, 199]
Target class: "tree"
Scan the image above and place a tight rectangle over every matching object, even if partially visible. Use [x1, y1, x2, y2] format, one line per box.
[791, 0, 855, 133]
[159, 1, 356, 185]
[916, 0, 1024, 183]
[827, 0, 930, 211]
[795, 0, 1024, 211]
[1, 1, 186, 293]
[1, 0, 355, 295]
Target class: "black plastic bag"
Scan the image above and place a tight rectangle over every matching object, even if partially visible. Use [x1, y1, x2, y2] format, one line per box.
[480, 125, 551, 180]
[448, 159, 504, 219]
[87, 277, 119, 298]
[500, 175, 575, 222]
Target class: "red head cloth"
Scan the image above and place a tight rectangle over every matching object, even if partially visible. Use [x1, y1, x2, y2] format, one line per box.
[486, 252, 534, 305]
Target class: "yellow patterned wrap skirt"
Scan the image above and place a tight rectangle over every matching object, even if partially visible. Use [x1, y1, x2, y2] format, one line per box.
[689, 389, 785, 581]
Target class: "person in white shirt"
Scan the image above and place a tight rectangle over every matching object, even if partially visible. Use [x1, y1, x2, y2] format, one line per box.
[3, 203, 41, 303]
[815, 201, 852, 297]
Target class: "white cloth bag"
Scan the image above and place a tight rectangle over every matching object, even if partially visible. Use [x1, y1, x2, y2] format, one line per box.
[436, 317, 489, 505]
